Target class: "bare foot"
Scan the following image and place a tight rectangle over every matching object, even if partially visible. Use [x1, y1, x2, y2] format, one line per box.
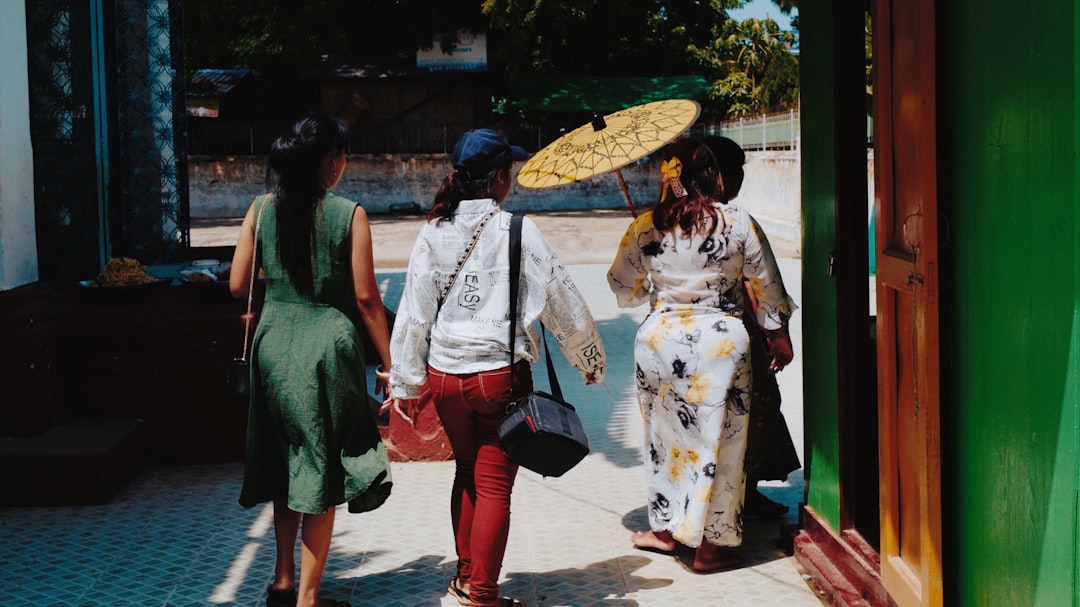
[631, 529, 677, 554]
[692, 543, 744, 572]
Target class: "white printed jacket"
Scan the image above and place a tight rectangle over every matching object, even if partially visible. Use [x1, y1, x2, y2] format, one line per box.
[389, 198, 606, 399]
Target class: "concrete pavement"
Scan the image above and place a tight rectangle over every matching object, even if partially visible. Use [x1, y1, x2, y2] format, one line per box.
[3, 210, 829, 606]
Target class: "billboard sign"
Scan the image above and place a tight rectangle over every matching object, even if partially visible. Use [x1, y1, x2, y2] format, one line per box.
[416, 30, 487, 73]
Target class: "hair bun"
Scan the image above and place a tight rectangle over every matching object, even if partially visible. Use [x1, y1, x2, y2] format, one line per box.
[285, 132, 306, 149]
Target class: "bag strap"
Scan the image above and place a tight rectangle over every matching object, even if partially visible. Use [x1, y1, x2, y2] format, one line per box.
[240, 196, 269, 362]
[509, 214, 563, 401]
[439, 208, 500, 308]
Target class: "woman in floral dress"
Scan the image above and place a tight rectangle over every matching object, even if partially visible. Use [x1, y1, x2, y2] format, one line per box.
[607, 137, 796, 572]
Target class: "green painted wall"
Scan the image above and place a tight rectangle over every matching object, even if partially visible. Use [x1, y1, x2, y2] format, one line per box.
[799, 1, 842, 529]
[937, 1, 1078, 605]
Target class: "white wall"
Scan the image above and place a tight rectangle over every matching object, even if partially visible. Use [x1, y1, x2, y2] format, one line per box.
[0, 2, 39, 291]
[189, 152, 809, 247]
[738, 150, 801, 250]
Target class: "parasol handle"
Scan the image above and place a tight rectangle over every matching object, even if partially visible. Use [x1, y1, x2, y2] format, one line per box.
[615, 169, 638, 217]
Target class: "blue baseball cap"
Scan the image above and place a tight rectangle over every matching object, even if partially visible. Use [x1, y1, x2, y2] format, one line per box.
[452, 128, 528, 176]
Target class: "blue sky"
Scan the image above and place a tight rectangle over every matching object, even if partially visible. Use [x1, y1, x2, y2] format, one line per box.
[727, 0, 797, 31]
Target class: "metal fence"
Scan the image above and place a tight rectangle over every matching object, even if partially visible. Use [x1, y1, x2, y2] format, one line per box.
[699, 108, 876, 151]
[700, 109, 801, 151]
[189, 110, 825, 155]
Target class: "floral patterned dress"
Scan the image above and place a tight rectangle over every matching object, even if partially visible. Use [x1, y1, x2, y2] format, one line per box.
[607, 203, 796, 548]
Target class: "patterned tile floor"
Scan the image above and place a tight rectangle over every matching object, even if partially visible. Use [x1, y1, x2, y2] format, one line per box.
[2, 262, 826, 607]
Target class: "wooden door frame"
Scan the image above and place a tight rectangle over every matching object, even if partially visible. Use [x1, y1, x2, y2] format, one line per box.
[795, 1, 943, 604]
[834, 0, 876, 541]
[873, 0, 944, 604]
[792, 3, 891, 604]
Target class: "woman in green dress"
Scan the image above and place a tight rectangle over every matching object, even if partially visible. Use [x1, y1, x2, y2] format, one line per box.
[230, 113, 393, 607]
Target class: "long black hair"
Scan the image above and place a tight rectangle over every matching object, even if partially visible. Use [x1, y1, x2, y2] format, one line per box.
[266, 113, 348, 294]
[651, 137, 724, 236]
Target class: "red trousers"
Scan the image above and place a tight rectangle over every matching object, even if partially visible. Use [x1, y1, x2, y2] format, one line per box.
[429, 361, 532, 607]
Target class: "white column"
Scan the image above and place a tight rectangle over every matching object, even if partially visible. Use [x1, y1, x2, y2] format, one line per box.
[0, 3, 39, 291]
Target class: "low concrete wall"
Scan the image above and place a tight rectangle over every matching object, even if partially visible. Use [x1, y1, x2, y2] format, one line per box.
[190, 150, 805, 252]
[739, 151, 801, 251]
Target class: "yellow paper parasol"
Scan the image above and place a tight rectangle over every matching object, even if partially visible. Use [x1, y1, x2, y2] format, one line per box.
[516, 99, 701, 216]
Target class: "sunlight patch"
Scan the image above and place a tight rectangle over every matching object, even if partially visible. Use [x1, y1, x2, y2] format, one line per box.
[209, 542, 259, 603]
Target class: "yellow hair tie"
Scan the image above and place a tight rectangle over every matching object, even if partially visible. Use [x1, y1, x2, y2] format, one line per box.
[661, 157, 682, 181]
[660, 157, 687, 199]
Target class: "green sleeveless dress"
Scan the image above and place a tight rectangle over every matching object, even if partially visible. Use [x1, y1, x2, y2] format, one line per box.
[239, 193, 392, 514]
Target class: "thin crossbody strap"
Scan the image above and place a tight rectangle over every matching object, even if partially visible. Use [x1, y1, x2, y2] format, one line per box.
[508, 214, 563, 401]
[439, 208, 500, 307]
[240, 196, 269, 362]
[509, 215, 521, 362]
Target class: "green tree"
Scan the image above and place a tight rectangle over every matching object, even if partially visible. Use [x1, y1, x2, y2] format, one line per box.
[771, 0, 798, 15]
[186, 1, 344, 77]
[479, 0, 744, 76]
[761, 50, 799, 109]
[184, 0, 492, 115]
[710, 71, 758, 116]
[184, 0, 800, 119]
[184, 0, 490, 75]
[688, 16, 797, 116]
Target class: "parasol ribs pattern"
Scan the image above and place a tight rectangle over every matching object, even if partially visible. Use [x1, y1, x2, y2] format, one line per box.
[517, 99, 701, 188]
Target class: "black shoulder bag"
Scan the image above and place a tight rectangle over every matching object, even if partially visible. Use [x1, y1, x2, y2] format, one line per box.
[497, 214, 590, 477]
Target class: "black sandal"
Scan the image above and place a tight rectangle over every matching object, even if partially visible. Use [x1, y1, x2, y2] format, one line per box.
[447, 578, 526, 607]
[265, 585, 296, 607]
[447, 576, 470, 606]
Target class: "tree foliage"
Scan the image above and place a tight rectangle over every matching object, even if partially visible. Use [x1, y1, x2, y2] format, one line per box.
[184, 0, 489, 76]
[184, 0, 800, 119]
[771, 0, 798, 15]
[689, 16, 798, 116]
[479, 0, 743, 76]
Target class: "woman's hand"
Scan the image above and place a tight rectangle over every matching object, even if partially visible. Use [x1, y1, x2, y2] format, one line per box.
[373, 365, 391, 397]
[764, 327, 793, 373]
[379, 397, 423, 427]
[374, 377, 389, 398]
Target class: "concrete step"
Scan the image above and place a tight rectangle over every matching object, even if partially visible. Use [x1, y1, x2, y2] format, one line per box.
[0, 417, 143, 506]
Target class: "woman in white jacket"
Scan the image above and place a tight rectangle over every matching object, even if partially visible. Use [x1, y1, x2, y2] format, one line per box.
[387, 129, 606, 607]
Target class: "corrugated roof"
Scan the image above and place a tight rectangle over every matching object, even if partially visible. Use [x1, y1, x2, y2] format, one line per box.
[503, 74, 708, 113]
[188, 69, 252, 96]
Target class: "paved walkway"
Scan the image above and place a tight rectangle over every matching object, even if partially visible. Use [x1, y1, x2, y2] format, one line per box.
[191, 208, 801, 266]
[3, 213, 822, 607]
